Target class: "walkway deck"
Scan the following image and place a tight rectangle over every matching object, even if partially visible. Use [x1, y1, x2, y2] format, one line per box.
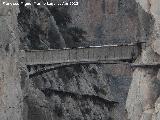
[24, 44, 140, 77]
[25, 44, 139, 66]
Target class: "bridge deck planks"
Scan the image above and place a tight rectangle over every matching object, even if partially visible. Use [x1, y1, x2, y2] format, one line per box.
[25, 45, 138, 66]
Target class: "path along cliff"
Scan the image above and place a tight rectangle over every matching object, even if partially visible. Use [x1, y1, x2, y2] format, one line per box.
[1, 0, 160, 120]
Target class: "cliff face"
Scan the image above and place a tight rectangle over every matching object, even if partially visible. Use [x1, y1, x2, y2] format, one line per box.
[0, 0, 24, 120]
[68, 0, 153, 45]
[126, 0, 160, 120]
[1, 0, 160, 120]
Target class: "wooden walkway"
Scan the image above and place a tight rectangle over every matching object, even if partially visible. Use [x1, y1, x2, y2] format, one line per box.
[24, 44, 140, 77]
[25, 44, 139, 66]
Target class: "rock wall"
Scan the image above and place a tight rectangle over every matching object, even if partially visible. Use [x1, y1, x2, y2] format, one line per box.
[68, 0, 153, 45]
[0, 0, 24, 120]
[126, 0, 160, 120]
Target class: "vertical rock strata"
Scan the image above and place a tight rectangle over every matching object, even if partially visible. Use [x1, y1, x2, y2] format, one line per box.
[0, 0, 23, 120]
[126, 0, 160, 120]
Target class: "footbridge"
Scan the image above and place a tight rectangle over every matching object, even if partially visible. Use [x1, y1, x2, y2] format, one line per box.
[24, 43, 141, 77]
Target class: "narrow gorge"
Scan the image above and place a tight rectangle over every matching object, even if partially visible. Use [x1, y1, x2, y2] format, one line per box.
[0, 0, 160, 120]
